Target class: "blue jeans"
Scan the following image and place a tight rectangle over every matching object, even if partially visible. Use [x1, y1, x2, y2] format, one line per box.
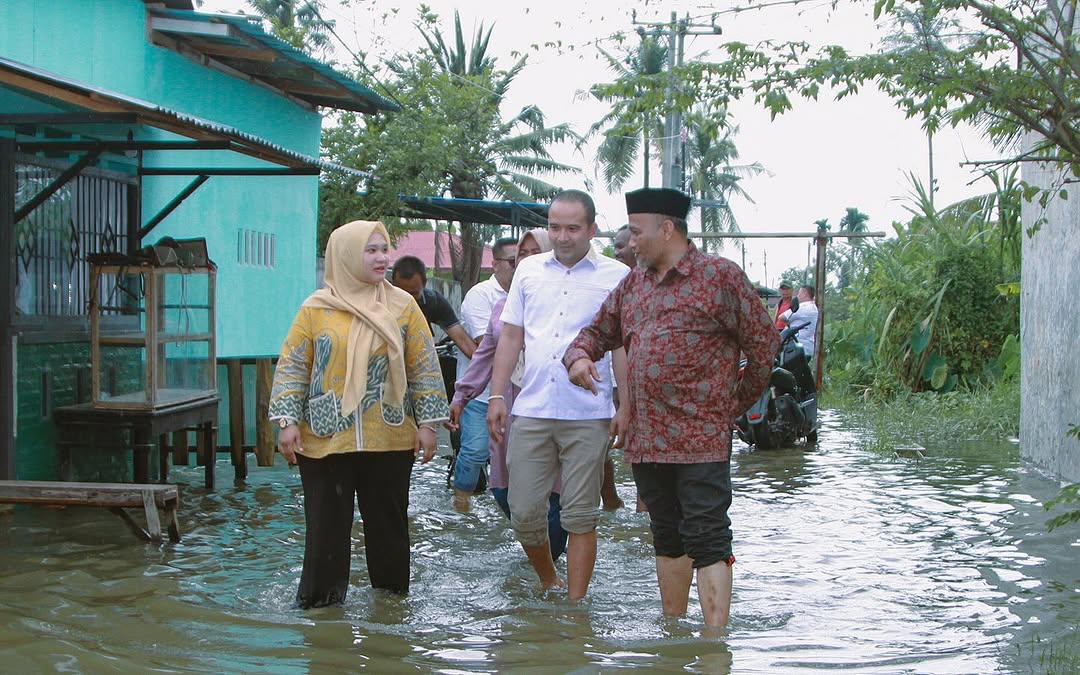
[452, 399, 489, 492]
[492, 488, 567, 561]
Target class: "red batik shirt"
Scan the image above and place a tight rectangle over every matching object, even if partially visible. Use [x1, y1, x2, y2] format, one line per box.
[564, 245, 780, 464]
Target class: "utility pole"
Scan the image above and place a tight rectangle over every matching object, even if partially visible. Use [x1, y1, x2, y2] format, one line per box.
[632, 11, 722, 190]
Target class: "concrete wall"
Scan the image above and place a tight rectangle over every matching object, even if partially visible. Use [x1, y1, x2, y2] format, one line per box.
[0, 0, 322, 358]
[1020, 154, 1080, 482]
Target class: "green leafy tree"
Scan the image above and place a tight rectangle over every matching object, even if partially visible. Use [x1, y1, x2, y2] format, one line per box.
[881, 4, 964, 207]
[684, 109, 766, 253]
[247, 0, 333, 54]
[619, 0, 1080, 209]
[319, 11, 578, 289]
[585, 36, 668, 191]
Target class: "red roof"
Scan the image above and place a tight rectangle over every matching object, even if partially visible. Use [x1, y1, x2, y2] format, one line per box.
[391, 230, 494, 271]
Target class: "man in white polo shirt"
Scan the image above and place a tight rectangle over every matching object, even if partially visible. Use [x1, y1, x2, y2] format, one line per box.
[487, 189, 630, 600]
[451, 236, 519, 510]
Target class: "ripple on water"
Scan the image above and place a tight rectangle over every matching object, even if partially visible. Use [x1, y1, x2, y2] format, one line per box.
[0, 411, 1076, 671]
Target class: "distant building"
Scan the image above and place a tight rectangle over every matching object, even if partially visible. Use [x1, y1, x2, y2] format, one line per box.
[391, 230, 494, 276]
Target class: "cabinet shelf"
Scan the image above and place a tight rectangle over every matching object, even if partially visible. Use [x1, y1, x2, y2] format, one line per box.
[99, 332, 213, 345]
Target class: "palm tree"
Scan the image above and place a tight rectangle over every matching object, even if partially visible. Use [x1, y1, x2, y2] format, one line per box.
[586, 37, 668, 192]
[883, 6, 962, 209]
[247, 0, 333, 54]
[684, 109, 766, 254]
[414, 12, 579, 288]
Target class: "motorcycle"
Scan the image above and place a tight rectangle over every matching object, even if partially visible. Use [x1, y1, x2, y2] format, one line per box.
[734, 323, 819, 449]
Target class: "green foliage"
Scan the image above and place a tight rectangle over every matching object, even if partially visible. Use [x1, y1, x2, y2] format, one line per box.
[620, 0, 1080, 202]
[247, 0, 333, 54]
[685, 111, 766, 254]
[585, 37, 668, 191]
[1045, 424, 1080, 532]
[827, 172, 1021, 397]
[832, 376, 1020, 448]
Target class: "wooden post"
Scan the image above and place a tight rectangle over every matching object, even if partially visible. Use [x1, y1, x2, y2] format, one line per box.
[814, 225, 828, 391]
[172, 429, 189, 466]
[254, 358, 275, 467]
[201, 421, 215, 490]
[227, 360, 247, 481]
[157, 433, 169, 483]
[133, 428, 151, 483]
[1, 139, 16, 480]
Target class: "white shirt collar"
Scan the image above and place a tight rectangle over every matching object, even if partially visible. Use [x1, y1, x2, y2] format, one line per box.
[543, 245, 600, 270]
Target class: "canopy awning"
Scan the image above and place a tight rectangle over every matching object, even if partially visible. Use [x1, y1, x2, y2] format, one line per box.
[0, 56, 366, 177]
[147, 8, 398, 114]
[398, 195, 548, 228]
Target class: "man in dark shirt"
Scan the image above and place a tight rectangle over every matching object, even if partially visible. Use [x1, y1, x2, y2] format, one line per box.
[564, 187, 778, 630]
[391, 256, 475, 359]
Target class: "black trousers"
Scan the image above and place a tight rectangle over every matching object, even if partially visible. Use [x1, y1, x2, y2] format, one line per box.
[632, 461, 734, 569]
[295, 450, 415, 608]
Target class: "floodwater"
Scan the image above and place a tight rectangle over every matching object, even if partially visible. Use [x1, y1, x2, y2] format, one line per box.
[1, 410, 1077, 673]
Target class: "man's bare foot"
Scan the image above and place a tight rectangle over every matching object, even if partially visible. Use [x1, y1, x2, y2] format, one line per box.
[541, 576, 567, 591]
[452, 491, 471, 513]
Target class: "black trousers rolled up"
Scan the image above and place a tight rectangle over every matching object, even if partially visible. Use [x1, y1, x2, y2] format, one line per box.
[295, 450, 415, 609]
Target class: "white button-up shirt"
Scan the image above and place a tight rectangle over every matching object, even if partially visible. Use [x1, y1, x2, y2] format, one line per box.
[500, 247, 630, 420]
[456, 276, 508, 402]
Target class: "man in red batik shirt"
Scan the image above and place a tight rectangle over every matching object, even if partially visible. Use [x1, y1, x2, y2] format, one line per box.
[563, 187, 778, 630]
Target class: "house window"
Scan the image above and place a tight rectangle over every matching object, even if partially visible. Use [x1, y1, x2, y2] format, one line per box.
[237, 229, 276, 268]
[13, 160, 131, 318]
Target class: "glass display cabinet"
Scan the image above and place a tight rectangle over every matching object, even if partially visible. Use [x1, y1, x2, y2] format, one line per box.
[89, 261, 216, 410]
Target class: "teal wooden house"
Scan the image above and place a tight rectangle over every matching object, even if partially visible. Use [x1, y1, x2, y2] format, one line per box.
[0, 0, 395, 482]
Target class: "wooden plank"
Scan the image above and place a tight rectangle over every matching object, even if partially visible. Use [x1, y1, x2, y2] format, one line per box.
[227, 360, 247, 481]
[142, 490, 162, 541]
[150, 16, 232, 38]
[0, 480, 177, 508]
[254, 358, 274, 467]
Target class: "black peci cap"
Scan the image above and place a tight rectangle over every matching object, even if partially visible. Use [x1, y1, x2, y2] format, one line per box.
[625, 188, 692, 219]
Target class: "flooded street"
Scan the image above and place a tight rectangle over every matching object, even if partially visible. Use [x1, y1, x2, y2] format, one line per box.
[1, 410, 1077, 672]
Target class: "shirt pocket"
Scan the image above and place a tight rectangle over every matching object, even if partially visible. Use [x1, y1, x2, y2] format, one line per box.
[306, 390, 342, 437]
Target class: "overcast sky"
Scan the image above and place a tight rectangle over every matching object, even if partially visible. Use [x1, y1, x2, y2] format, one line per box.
[204, 0, 1002, 286]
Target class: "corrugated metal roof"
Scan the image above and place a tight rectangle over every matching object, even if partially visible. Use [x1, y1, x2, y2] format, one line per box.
[148, 8, 399, 114]
[0, 56, 368, 177]
[398, 195, 549, 227]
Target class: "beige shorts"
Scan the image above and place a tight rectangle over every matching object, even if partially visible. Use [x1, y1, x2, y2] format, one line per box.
[506, 416, 610, 545]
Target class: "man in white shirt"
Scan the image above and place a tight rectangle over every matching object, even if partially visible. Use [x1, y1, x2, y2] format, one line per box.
[451, 237, 519, 509]
[781, 284, 819, 359]
[487, 190, 630, 601]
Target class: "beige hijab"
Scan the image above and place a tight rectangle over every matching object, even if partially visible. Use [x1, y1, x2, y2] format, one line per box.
[519, 228, 551, 255]
[511, 229, 553, 387]
[304, 220, 411, 413]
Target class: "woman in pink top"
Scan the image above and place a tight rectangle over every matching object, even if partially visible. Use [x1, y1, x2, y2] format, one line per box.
[448, 229, 568, 560]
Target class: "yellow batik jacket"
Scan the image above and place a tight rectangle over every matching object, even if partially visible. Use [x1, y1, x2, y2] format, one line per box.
[268, 302, 449, 458]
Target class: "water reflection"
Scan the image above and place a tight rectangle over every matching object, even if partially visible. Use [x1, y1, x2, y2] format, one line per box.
[0, 410, 1076, 671]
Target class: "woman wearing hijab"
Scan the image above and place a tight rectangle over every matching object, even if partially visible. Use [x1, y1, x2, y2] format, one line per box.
[447, 229, 569, 560]
[269, 220, 449, 609]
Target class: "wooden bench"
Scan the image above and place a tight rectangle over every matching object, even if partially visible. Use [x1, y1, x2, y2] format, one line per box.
[0, 480, 181, 542]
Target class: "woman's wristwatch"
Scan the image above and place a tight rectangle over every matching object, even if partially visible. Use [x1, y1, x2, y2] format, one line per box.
[278, 418, 297, 429]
